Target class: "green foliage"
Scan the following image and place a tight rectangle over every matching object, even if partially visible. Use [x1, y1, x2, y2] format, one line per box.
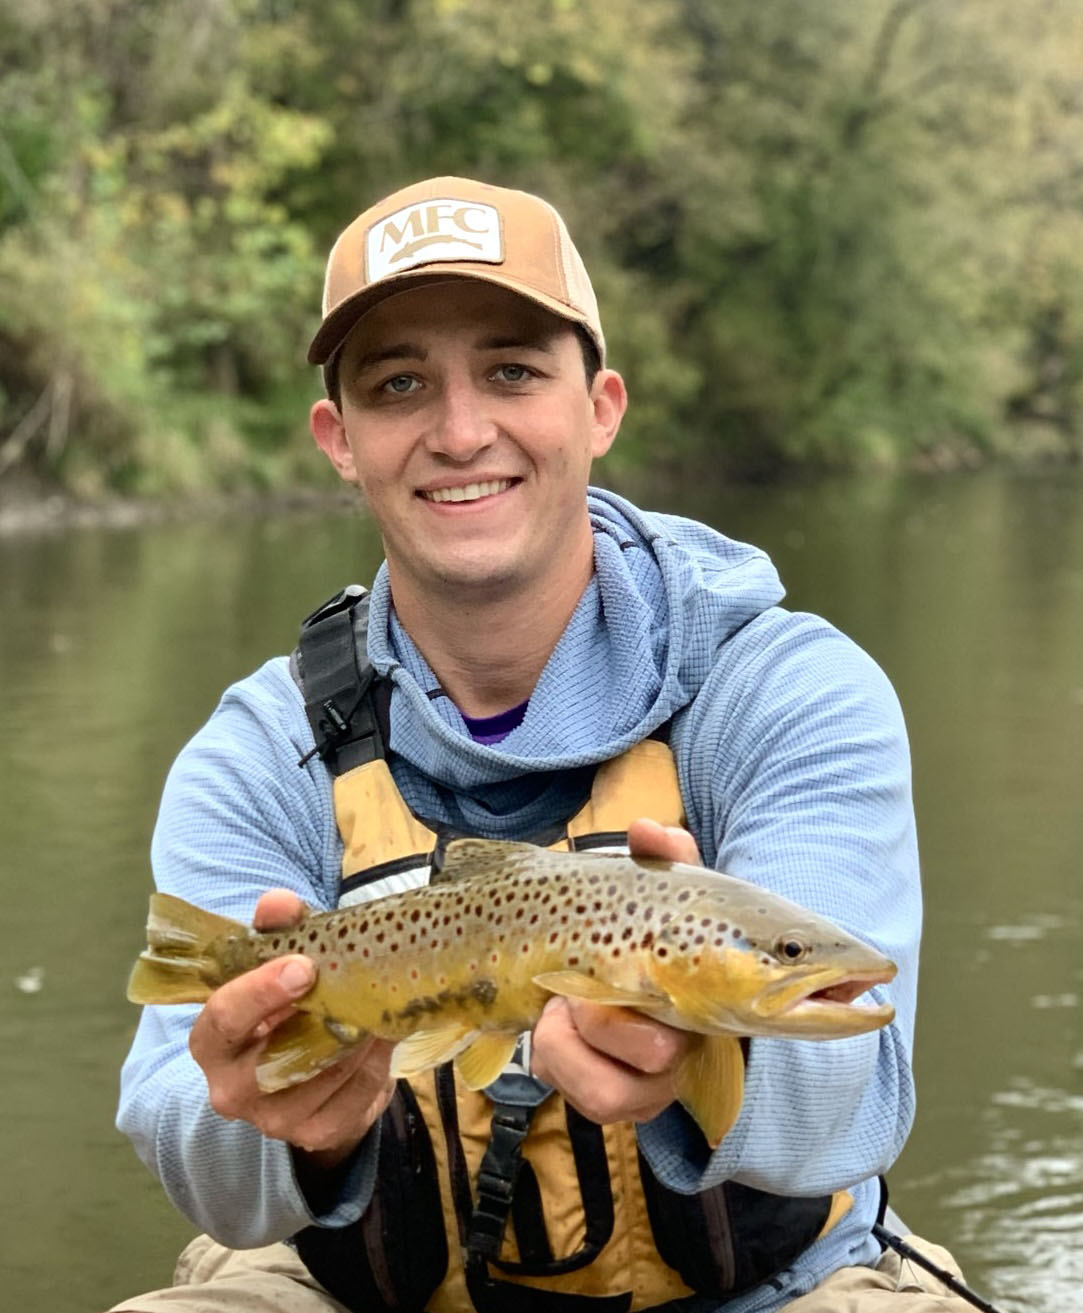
[2, 0, 1082, 495]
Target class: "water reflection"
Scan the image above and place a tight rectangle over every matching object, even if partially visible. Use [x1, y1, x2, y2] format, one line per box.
[935, 1077, 1083, 1311]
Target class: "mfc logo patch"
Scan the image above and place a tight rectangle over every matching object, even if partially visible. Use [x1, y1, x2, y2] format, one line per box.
[366, 199, 503, 280]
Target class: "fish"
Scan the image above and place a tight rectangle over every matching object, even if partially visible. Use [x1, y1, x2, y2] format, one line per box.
[127, 838, 897, 1147]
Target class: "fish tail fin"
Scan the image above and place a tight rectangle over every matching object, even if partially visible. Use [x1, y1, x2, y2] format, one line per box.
[126, 892, 244, 1005]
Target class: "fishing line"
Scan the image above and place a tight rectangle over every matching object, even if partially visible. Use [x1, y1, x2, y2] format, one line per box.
[872, 1224, 1005, 1313]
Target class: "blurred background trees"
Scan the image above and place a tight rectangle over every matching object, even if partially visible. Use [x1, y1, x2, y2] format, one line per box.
[2, 0, 1082, 496]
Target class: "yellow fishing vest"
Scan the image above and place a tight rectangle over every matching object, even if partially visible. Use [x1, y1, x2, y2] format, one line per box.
[289, 587, 852, 1313]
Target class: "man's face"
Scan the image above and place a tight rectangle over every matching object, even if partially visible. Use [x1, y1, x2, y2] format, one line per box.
[310, 280, 626, 610]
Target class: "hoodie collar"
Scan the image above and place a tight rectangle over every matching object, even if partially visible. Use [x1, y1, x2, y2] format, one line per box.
[365, 487, 784, 789]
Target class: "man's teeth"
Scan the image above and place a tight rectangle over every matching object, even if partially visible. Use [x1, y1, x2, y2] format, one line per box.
[423, 479, 511, 503]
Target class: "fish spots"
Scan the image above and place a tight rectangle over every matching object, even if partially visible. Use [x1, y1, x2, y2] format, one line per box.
[329, 960, 339, 971]
[338, 925, 349, 939]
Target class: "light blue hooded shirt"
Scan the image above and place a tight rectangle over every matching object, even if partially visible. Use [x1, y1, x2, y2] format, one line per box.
[117, 488, 919, 1312]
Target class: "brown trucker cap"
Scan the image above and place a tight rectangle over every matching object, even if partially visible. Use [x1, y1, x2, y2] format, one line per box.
[307, 176, 606, 367]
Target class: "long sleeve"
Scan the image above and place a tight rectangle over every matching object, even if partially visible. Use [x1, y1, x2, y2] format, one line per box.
[116, 659, 382, 1247]
[639, 609, 919, 1201]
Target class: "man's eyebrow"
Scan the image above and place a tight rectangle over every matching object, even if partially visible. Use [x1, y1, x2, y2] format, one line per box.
[352, 343, 427, 373]
[477, 332, 560, 353]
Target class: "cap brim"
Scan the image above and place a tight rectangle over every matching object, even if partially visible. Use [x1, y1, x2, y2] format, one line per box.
[307, 266, 603, 366]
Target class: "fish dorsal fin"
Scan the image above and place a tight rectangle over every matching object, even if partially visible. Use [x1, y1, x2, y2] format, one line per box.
[532, 969, 668, 1013]
[390, 1022, 477, 1077]
[433, 837, 543, 884]
[257, 1012, 367, 1093]
[674, 1035, 745, 1149]
[454, 1032, 519, 1090]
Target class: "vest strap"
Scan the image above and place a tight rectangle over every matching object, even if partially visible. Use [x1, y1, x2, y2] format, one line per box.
[293, 585, 389, 774]
[469, 1103, 537, 1260]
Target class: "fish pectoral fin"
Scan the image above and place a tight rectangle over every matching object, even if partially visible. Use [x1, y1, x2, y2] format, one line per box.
[257, 1012, 366, 1093]
[454, 1032, 519, 1089]
[390, 1023, 477, 1079]
[674, 1035, 745, 1149]
[532, 970, 667, 1012]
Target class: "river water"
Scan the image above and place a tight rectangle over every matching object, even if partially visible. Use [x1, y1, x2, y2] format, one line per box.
[0, 469, 1079, 1311]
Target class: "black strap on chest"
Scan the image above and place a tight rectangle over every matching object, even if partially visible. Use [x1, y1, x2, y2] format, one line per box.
[434, 1066, 633, 1313]
[292, 585, 391, 774]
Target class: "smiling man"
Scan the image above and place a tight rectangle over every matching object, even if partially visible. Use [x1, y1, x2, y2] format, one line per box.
[112, 178, 971, 1313]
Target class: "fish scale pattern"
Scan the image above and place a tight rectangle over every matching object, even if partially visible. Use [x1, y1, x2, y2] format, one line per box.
[117, 487, 919, 1313]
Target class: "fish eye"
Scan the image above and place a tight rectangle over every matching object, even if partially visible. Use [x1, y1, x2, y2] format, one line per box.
[775, 934, 810, 963]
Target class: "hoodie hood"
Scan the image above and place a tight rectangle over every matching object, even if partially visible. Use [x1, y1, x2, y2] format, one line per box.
[366, 487, 784, 833]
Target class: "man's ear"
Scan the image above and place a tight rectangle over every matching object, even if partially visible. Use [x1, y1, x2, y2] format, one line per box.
[310, 399, 358, 483]
[589, 369, 628, 460]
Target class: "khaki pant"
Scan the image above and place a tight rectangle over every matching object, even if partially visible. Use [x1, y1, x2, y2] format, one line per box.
[108, 1231, 974, 1313]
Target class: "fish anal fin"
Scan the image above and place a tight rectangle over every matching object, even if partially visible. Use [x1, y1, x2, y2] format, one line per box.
[674, 1035, 745, 1149]
[390, 1023, 477, 1078]
[257, 1012, 367, 1093]
[533, 970, 666, 1012]
[454, 1032, 519, 1089]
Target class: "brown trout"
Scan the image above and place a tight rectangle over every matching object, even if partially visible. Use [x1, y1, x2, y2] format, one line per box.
[127, 838, 897, 1146]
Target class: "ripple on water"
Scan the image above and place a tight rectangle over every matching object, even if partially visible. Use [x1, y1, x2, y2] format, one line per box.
[939, 1078, 1083, 1309]
[984, 912, 1072, 944]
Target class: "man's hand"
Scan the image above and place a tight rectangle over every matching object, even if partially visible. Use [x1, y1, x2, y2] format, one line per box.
[188, 889, 395, 1174]
[530, 818, 701, 1126]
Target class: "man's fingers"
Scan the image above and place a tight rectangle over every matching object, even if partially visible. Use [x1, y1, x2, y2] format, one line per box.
[261, 1038, 396, 1152]
[192, 956, 316, 1053]
[532, 997, 681, 1125]
[253, 889, 309, 932]
[626, 817, 701, 865]
[562, 998, 690, 1074]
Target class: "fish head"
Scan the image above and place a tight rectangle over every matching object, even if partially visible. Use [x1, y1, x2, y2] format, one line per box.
[645, 880, 897, 1040]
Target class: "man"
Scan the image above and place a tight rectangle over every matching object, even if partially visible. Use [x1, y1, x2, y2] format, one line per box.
[112, 177, 966, 1312]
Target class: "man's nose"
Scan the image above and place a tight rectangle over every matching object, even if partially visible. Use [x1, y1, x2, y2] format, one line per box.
[427, 377, 496, 459]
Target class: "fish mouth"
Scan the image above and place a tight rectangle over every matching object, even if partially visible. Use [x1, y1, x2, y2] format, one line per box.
[753, 963, 897, 1035]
